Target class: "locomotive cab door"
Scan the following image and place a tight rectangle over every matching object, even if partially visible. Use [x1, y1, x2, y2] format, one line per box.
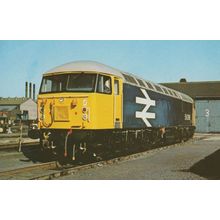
[113, 77, 123, 128]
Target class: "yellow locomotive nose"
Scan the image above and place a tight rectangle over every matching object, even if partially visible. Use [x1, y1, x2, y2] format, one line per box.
[38, 95, 90, 130]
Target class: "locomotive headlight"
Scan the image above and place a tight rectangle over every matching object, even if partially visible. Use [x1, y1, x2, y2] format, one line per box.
[59, 97, 64, 102]
[82, 114, 87, 121]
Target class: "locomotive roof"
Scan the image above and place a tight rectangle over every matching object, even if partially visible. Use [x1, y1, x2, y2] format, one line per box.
[43, 61, 193, 103]
[44, 60, 123, 78]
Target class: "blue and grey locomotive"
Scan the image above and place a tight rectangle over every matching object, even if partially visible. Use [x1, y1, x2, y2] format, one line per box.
[30, 61, 195, 161]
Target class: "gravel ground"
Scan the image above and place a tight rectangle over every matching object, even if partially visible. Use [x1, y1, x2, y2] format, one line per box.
[56, 134, 220, 180]
[0, 144, 50, 173]
[0, 151, 33, 172]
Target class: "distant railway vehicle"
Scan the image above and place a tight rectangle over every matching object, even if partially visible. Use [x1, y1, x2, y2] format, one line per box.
[29, 61, 195, 162]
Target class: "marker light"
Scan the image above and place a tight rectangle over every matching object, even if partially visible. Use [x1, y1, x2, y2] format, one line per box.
[82, 114, 87, 121]
[82, 107, 87, 113]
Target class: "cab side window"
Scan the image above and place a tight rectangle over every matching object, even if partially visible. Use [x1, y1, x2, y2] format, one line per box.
[97, 75, 112, 94]
[114, 80, 119, 95]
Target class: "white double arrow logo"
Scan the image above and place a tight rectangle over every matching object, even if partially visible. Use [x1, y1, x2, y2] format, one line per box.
[135, 88, 156, 127]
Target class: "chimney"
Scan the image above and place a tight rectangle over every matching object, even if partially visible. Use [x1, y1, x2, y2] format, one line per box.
[33, 84, 36, 101]
[25, 82, 28, 98]
[180, 78, 187, 83]
[29, 82, 32, 99]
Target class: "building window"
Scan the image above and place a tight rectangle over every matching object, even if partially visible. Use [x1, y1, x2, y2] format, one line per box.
[23, 110, 29, 120]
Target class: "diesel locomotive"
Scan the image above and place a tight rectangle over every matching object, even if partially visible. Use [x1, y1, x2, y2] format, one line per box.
[29, 61, 195, 161]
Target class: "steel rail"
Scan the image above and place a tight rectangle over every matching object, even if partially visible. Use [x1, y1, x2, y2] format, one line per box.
[0, 161, 57, 178]
[0, 141, 39, 151]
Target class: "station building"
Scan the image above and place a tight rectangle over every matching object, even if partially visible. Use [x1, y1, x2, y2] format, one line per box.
[161, 80, 220, 133]
[0, 97, 37, 122]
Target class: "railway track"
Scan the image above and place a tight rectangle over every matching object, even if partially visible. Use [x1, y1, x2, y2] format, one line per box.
[0, 141, 39, 151]
[0, 134, 206, 180]
[0, 162, 57, 179]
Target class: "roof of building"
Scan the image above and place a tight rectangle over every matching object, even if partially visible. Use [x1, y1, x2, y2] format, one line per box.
[0, 97, 29, 105]
[0, 106, 17, 111]
[161, 81, 220, 99]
